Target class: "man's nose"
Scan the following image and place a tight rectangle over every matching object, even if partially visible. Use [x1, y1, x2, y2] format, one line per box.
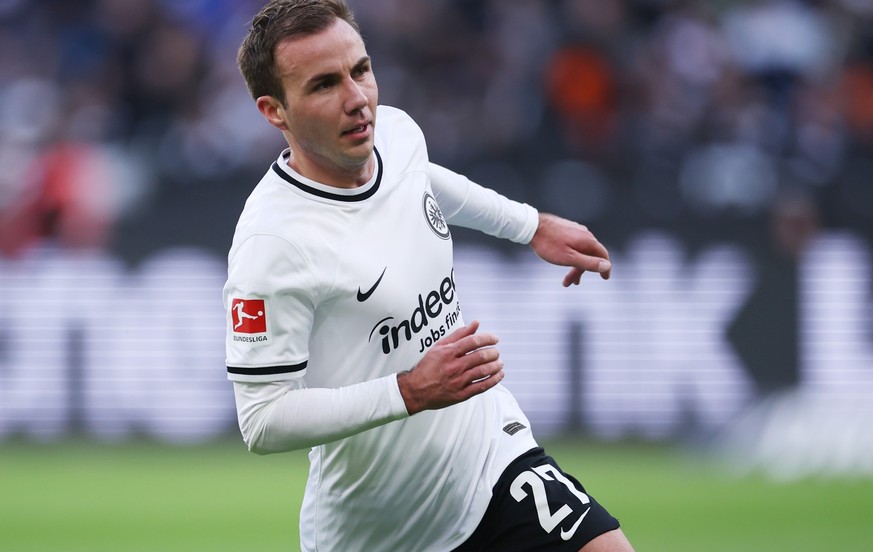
[343, 78, 368, 113]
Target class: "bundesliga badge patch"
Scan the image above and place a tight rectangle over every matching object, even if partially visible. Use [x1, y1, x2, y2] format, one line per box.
[231, 298, 268, 342]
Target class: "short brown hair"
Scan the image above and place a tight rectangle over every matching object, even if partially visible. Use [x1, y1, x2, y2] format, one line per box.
[237, 0, 360, 105]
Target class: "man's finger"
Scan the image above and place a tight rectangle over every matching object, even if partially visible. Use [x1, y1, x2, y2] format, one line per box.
[562, 257, 612, 286]
[467, 368, 505, 396]
[574, 253, 611, 274]
[454, 332, 499, 356]
[438, 320, 480, 345]
[468, 359, 503, 384]
[470, 346, 500, 367]
[563, 268, 583, 287]
[568, 232, 609, 258]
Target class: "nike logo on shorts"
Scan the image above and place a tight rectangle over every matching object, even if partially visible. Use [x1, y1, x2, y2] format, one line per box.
[560, 506, 591, 541]
[357, 267, 387, 302]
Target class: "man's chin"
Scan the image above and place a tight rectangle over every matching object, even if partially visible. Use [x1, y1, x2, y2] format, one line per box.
[334, 146, 376, 181]
[344, 142, 375, 167]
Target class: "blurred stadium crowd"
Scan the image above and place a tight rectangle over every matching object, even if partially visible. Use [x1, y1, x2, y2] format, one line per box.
[2, 2, 873, 472]
[0, 0, 872, 260]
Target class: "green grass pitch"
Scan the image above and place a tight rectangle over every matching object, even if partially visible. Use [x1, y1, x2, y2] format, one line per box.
[1, 438, 871, 551]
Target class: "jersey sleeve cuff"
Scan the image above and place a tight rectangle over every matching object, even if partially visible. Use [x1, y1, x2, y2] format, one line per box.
[388, 372, 411, 417]
[514, 204, 540, 245]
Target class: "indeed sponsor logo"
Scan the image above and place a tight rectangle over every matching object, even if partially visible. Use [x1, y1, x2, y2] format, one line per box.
[368, 269, 461, 354]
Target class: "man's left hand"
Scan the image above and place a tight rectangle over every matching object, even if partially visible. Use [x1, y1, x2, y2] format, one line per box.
[528, 212, 611, 286]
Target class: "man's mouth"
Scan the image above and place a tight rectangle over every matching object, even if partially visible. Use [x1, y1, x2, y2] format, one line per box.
[343, 123, 369, 136]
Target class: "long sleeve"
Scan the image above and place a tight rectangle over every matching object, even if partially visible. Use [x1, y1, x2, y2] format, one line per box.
[233, 374, 410, 453]
[428, 162, 539, 244]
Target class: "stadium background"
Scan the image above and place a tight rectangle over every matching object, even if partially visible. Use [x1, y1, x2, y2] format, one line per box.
[1, 0, 872, 550]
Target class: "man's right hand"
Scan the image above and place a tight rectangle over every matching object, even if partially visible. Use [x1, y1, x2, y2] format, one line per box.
[396, 321, 504, 415]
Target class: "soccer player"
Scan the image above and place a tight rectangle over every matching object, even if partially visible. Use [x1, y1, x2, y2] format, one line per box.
[224, 1, 634, 550]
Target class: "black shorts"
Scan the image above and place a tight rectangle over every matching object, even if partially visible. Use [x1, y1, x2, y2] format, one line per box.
[453, 447, 621, 552]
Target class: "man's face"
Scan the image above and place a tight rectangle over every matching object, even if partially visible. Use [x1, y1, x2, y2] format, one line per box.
[266, 18, 378, 186]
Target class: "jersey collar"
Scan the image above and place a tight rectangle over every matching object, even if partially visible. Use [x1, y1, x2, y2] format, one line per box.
[271, 148, 382, 202]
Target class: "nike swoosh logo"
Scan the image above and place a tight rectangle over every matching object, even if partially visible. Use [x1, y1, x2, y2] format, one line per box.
[357, 267, 387, 302]
[560, 506, 591, 541]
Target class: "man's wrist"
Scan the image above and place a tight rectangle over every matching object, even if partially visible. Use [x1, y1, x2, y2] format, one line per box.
[396, 369, 422, 415]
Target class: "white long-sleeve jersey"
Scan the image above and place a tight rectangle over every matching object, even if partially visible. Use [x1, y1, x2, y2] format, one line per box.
[224, 105, 539, 551]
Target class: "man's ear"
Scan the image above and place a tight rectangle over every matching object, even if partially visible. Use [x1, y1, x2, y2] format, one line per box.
[256, 96, 290, 131]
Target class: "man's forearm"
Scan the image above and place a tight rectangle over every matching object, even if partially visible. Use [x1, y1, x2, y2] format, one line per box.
[233, 375, 409, 453]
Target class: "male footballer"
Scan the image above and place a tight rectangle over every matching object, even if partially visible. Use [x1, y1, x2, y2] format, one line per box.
[224, 1, 634, 549]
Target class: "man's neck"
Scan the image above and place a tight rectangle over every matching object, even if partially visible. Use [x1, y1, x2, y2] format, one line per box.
[285, 152, 374, 189]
